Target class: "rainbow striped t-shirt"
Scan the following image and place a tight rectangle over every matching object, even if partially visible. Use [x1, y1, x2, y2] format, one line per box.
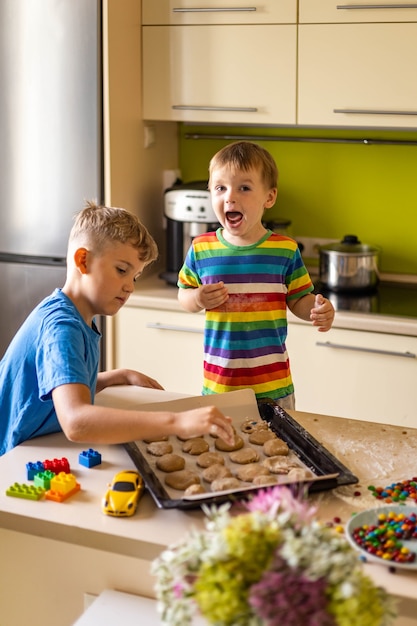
[178, 229, 314, 401]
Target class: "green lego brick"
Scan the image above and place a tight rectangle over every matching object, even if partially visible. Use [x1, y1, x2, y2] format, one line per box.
[6, 482, 45, 501]
[34, 470, 55, 489]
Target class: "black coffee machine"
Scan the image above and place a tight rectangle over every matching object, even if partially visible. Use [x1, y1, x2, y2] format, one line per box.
[160, 181, 220, 286]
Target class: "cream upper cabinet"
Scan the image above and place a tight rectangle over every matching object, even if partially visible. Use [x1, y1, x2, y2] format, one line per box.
[142, 1, 297, 125]
[298, 2, 417, 128]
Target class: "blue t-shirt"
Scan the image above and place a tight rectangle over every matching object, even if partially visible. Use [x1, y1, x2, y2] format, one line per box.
[0, 289, 101, 455]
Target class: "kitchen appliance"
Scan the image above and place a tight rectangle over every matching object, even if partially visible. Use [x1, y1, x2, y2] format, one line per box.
[0, 0, 103, 361]
[319, 235, 380, 292]
[160, 181, 220, 286]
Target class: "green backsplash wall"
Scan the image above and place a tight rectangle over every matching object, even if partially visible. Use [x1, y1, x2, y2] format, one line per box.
[178, 125, 417, 276]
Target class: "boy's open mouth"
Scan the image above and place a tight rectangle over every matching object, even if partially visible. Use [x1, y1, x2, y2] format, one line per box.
[225, 211, 243, 226]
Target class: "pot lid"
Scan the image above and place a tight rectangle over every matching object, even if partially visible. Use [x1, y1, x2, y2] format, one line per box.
[319, 234, 380, 255]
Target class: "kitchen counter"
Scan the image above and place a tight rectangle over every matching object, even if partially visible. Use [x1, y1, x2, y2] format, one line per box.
[130, 272, 417, 337]
[1, 386, 417, 625]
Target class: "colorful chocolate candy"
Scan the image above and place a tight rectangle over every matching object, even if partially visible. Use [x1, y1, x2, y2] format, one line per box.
[368, 479, 417, 503]
[351, 510, 417, 563]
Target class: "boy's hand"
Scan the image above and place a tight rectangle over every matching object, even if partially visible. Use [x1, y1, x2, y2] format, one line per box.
[126, 370, 164, 390]
[310, 293, 335, 332]
[174, 406, 234, 446]
[195, 281, 229, 310]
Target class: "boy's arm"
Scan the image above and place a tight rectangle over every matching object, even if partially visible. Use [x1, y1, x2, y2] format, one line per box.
[51, 383, 234, 445]
[287, 293, 335, 332]
[95, 368, 164, 394]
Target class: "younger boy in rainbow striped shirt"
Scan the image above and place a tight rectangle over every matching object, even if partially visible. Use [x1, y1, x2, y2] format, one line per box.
[178, 141, 335, 410]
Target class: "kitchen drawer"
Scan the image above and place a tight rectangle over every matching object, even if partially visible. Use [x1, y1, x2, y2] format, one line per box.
[299, 0, 417, 23]
[286, 322, 417, 427]
[114, 306, 205, 396]
[143, 24, 296, 124]
[143, 0, 296, 25]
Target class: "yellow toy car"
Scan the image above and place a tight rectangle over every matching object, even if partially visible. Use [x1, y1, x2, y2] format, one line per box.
[102, 470, 144, 517]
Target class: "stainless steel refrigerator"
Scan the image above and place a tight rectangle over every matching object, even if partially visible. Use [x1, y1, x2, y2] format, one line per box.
[0, 0, 103, 360]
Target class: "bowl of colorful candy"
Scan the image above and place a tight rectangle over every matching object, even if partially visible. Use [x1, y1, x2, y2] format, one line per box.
[346, 505, 417, 570]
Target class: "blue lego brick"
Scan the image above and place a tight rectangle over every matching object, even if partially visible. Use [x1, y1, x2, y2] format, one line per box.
[79, 448, 102, 468]
[26, 461, 45, 481]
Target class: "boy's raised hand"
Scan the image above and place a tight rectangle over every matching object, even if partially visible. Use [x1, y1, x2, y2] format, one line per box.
[310, 293, 335, 332]
[195, 281, 229, 310]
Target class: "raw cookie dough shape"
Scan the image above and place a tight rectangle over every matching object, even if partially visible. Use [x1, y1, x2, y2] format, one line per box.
[240, 419, 267, 435]
[263, 456, 300, 474]
[182, 438, 209, 455]
[164, 470, 200, 491]
[211, 477, 241, 492]
[202, 463, 233, 484]
[215, 434, 244, 452]
[146, 441, 173, 456]
[235, 463, 270, 483]
[230, 448, 260, 464]
[143, 436, 169, 443]
[248, 429, 277, 446]
[252, 474, 278, 486]
[263, 438, 289, 457]
[287, 467, 314, 481]
[196, 451, 225, 468]
[183, 483, 206, 496]
[156, 453, 186, 473]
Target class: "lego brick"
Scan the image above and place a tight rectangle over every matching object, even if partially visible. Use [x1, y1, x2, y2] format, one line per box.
[34, 470, 56, 490]
[79, 448, 102, 468]
[43, 457, 70, 474]
[26, 461, 45, 480]
[45, 472, 81, 502]
[6, 482, 45, 501]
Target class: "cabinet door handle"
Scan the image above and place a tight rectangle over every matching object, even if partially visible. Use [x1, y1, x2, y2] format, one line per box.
[316, 340, 416, 359]
[334, 108, 417, 117]
[146, 322, 204, 334]
[172, 105, 258, 113]
[337, 4, 417, 8]
[173, 7, 257, 12]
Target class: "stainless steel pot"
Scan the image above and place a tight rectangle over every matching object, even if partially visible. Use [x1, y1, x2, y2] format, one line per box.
[319, 235, 380, 292]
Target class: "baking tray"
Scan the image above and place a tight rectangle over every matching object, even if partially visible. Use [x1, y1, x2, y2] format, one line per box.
[124, 389, 358, 510]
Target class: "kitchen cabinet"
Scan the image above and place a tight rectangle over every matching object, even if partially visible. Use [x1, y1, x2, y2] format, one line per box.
[298, 2, 417, 128]
[114, 306, 205, 395]
[286, 322, 417, 427]
[142, 0, 297, 125]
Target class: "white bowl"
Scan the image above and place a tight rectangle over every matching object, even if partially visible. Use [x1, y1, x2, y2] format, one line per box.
[345, 505, 417, 570]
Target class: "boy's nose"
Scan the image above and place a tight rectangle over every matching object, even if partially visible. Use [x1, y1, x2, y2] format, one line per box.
[124, 281, 134, 293]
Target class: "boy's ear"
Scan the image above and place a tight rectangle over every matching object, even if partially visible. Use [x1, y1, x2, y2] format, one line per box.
[264, 188, 278, 209]
[74, 247, 89, 274]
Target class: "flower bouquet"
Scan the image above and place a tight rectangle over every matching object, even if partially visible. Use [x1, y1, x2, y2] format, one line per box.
[152, 487, 396, 626]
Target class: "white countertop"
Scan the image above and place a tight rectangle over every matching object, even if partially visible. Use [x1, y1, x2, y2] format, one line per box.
[1, 386, 417, 604]
[129, 272, 417, 337]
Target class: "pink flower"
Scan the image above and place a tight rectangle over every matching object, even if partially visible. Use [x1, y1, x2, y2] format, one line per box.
[244, 486, 317, 523]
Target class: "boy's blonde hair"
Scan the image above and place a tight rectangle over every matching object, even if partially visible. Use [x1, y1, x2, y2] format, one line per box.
[69, 200, 158, 263]
[208, 141, 278, 190]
